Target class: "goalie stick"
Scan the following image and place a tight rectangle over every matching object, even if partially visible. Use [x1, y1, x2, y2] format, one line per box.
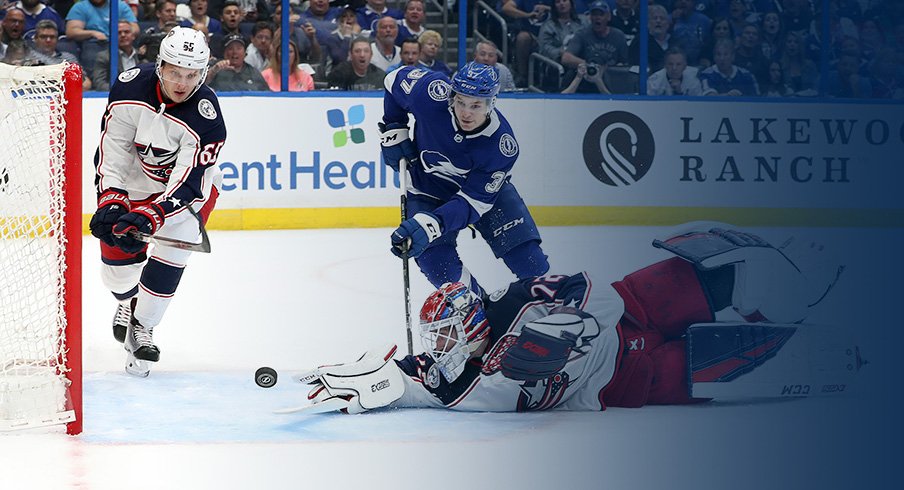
[687, 323, 865, 399]
[117, 204, 211, 253]
[272, 397, 351, 415]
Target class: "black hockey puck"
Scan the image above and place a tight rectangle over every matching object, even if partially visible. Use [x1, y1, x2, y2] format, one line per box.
[255, 366, 278, 388]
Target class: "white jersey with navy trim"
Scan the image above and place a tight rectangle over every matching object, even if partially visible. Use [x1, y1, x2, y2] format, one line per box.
[94, 63, 226, 217]
[393, 273, 625, 411]
[382, 66, 521, 233]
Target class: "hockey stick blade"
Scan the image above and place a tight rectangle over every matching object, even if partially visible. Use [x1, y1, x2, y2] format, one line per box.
[274, 397, 351, 415]
[688, 323, 863, 399]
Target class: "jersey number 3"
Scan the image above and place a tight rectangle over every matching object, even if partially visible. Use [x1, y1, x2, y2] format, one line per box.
[485, 171, 506, 193]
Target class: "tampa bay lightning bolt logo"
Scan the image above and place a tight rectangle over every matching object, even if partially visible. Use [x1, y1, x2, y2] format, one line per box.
[421, 150, 468, 183]
[498, 134, 518, 157]
[427, 79, 451, 101]
[582, 111, 655, 187]
[135, 142, 178, 182]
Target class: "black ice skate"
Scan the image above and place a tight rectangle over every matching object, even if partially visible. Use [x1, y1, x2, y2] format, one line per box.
[112, 302, 131, 343]
[124, 318, 160, 362]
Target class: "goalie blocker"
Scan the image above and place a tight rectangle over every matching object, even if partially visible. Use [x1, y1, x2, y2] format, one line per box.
[687, 323, 865, 399]
[273, 344, 405, 415]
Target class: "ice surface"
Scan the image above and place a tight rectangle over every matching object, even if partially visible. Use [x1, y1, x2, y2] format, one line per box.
[1, 226, 901, 490]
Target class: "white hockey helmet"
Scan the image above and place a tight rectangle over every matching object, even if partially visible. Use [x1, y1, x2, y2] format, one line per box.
[156, 27, 210, 98]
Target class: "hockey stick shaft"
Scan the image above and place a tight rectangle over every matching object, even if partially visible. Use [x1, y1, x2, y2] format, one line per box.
[400, 158, 414, 356]
[117, 204, 211, 253]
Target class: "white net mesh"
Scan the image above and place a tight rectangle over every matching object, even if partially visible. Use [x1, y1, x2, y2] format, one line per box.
[0, 63, 75, 430]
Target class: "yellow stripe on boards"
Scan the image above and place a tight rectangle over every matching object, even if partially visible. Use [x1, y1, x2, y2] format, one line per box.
[80, 206, 904, 234]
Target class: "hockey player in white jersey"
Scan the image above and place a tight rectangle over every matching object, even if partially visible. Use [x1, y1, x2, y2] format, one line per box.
[287, 224, 850, 414]
[88, 27, 226, 377]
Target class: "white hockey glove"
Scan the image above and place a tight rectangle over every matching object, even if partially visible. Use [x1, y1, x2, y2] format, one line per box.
[296, 344, 405, 415]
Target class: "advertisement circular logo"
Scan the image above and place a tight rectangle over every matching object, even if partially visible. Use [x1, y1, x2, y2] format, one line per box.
[582, 111, 655, 186]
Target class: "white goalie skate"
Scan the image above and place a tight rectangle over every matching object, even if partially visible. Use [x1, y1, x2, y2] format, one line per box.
[124, 320, 159, 377]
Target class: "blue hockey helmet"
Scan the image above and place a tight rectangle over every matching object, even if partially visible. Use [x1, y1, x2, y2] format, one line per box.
[450, 62, 501, 99]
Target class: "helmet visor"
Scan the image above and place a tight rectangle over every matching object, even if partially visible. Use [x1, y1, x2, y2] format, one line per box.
[158, 63, 203, 86]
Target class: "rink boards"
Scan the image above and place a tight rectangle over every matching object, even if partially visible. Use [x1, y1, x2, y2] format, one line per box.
[78, 94, 904, 230]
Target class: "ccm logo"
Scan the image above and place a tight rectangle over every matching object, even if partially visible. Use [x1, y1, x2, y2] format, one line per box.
[493, 217, 524, 237]
[522, 341, 549, 357]
[821, 384, 846, 393]
[781, 384, 810, 395]
[371, 379, 391, 392]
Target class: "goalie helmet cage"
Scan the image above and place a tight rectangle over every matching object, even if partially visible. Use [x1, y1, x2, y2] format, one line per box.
[0, 63, 82, 435]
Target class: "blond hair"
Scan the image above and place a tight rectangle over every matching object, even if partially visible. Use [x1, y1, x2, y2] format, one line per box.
[419, 30, 442, 47]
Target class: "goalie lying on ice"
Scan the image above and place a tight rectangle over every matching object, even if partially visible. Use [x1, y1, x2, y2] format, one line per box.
[294, 223, 855, 414]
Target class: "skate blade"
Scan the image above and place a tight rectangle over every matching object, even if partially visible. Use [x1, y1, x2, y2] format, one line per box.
[125, 353, 151, 378]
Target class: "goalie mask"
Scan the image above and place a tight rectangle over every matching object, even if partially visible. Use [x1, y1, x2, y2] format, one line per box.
[156, 27, 210, 100]
[419, 282, 490, 383]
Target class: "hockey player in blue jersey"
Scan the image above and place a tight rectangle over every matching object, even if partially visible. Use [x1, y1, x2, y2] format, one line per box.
[279, 223, 850, 414]
[88, 27, 227, 377]
[379, 61, 549, 297]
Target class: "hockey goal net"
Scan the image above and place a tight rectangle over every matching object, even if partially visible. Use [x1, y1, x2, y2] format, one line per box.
[0, 63, 82, 434]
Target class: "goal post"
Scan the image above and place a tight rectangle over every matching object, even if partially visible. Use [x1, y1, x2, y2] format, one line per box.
[0, 62, 82, 435]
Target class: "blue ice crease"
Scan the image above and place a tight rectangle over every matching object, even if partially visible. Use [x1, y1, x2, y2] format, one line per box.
[82, 371, 555, 444]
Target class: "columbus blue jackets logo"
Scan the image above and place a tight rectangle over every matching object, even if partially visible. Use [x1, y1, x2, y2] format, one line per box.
[135, 142, 178, 182]
[118, 68, 140, 83]
[198, 99, 217, 120]
[421, 150, 468, 182]
[516, 373, 570, 411]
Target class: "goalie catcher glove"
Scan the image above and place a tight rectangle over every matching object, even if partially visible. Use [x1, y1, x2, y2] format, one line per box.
[300, 344, 405, 414]
[653, 222, 843, 324]
[499, 308, 601, 381]
[378, 121, 419, 172]
[112, 202, 166, 254]
[391, 212, 442, 259]
[90, 188, 130, 247]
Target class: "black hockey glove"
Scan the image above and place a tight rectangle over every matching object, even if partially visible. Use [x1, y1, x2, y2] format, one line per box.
[112, 203, 166, 254]
[378, 121, 419, 172]
[89, 188, 130, 247]
[391, 212, 442, 259]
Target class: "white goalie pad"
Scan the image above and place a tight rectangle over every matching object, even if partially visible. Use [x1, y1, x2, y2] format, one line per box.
[653, 222, 843, 323]
[687, 323, 864, 399]
[287, 344, 405, 414]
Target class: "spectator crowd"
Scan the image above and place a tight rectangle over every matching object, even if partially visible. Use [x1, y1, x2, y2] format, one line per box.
[486, 0, 904, 98]
[0, 0, 901, 98]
